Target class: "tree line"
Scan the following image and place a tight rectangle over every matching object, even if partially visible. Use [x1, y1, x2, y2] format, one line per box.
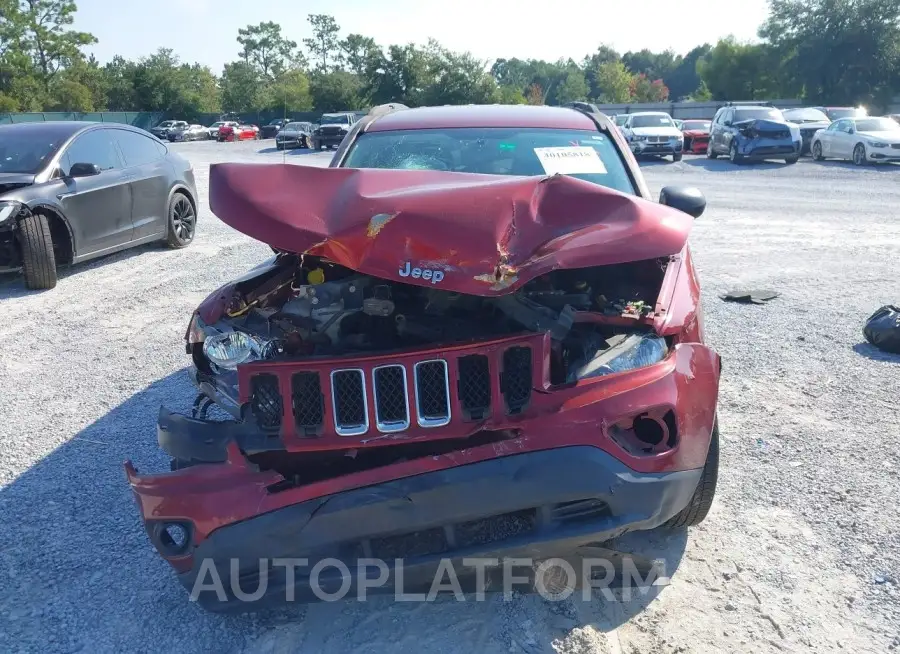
[1, 0, 898, 118]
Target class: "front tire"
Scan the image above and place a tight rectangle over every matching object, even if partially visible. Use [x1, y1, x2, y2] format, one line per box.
[812, 141, 824, 161]
[672, 152, 683, 162]
[852, 143, 867, 166]
[665, 421, 719, 528]
[729, 141, 744, 164]
[784, 156, 799, 164]
[19, 211, 58, 290]
[706, 141, 718, 159]
[165, 193, 196, 248]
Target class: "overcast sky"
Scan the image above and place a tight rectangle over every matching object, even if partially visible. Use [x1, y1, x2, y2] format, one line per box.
[73, 0, 770, 72]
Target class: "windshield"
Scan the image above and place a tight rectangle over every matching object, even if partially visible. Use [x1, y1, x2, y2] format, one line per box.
[855, 117, 900, 132]
[734, 108, 784, 122]
[284, 123, 307, 130]
[210, 122, 224, 128]
[269, 119, 285, 125]
[631, 115, 674, 128]
[682, 120, 711, 131]
[614, 115, 629, 126]
[827, 108, 866, 120]
[321, 114, 351, 125]
[0, 133, 67, 174]
[158, 121, 175, 128]
[343, 127, 635, 195]
[783, 108, 829, 123]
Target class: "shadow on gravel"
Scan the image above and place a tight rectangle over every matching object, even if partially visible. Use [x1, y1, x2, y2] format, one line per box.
[0, 367, 689, 651]
[0, 243, 167, 301]
[852, 342, 900, 363]
[808, 160, 900, 172]
[679, 158, 797, 172]
[257, 146, 324, 157]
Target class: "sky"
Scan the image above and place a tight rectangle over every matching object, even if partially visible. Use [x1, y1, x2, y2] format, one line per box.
[73, 0, 770, 73]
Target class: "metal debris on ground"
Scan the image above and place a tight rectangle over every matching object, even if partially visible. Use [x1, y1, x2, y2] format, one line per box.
[720, 289, 781, 304]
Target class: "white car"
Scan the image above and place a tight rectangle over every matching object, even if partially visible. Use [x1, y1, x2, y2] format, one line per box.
[621, 112, 684, 162]
[811, 116, 900, 165]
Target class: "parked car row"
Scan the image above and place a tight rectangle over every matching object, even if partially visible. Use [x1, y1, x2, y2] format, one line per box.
[607, 102, 898, 165]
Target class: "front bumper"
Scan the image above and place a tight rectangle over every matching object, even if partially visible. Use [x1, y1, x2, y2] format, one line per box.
[314, 132, 346, 146]
[738, 138, 801, 160]
[683, 136, 709, 154]
[132, 446, 702, 611]
[630, 140, 681, 156]
[868, 146, 900, 162]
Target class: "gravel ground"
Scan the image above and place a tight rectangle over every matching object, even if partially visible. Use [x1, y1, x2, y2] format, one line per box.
[1, 140, 898, 654]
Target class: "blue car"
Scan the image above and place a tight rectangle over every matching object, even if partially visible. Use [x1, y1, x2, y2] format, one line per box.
[707, 103, 801, 164]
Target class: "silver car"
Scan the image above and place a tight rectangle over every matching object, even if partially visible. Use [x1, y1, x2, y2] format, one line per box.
[811, 116, 900, 165]
[275, 122, 313, 150]
[168, 124, 210, 142]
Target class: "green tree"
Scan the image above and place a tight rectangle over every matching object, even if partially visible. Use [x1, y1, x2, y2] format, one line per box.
[698, 38, 781, 100]
[421, 40, 499, 105]
[525, 83, 543, 105]
[554, 68, 589, 104]
[270, 67, 313, 111]
[101, 55, 136, 110]
[340, 33, 379, 76]
[310, 70, 365, 111]
[760, 0, 900, 106]
[17, 0, 97, 90]
[304, 14, 341, 72]
[664, 44, 711, 100]
[629, 73, 669, 102]
[497, 85, 526, 104]
[593, 60, 634, 103]
[369, 43, 432, 105]
[237, 21, 298, 80]
[221, 60, 266, 112]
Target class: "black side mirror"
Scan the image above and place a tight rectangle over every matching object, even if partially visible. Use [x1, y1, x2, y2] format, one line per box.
[69, 162, 101, 178]
[659, 186, 706, 218]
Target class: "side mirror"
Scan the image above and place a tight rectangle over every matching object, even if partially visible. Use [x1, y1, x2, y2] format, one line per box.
[68, 162, 101, 178]
[848, 126, 856, 134]
[723, 120, 732, 127]
[659, 186, 706, 219]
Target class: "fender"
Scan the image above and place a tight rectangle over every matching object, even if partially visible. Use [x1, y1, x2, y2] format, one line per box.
[23, 200, 76, 261]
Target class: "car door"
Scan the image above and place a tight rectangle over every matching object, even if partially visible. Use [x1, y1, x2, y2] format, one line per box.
[112, 129, 171, 240]
[818, 121, 839, 157]
[829, 120, 852, 159]
[55, 128, 134, 255]
[709, 109, 723, 152]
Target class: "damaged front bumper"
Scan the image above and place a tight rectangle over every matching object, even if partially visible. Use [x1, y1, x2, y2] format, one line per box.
[126, 343, 719, 609]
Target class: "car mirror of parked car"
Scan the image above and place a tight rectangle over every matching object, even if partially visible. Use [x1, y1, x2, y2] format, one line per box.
[659, 186, 706, 219]
[68, 162, 102, 178]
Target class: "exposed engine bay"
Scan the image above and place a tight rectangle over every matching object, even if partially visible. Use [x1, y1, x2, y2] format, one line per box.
[193, 253, 671, 389]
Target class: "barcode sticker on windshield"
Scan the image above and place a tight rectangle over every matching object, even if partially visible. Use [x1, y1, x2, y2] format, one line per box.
[534, 147, 607, 175]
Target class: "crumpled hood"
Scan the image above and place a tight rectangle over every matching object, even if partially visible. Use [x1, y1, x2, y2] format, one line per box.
[0, 172, 36, 196]
[209, 164, 693, 296]
[734, 118, 796, 134]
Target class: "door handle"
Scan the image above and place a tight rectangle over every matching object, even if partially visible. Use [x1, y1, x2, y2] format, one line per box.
[56, 192, 74, 200]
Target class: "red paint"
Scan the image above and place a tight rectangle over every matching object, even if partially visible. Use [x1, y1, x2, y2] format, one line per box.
[208, 165, 693, 297]
[218, 124, 259, 142]
[126, 342, 720, 564]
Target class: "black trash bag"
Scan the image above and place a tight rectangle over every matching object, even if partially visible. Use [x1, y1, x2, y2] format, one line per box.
[863, 305, 900, 354]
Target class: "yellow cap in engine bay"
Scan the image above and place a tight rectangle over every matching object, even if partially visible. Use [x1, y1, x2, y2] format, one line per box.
[307, 268, 325, 285]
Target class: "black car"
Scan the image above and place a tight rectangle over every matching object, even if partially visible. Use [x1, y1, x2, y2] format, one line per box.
[0, 122, 199, 290]
[259, 119, 290, 139]
[781, 107, 832, 155]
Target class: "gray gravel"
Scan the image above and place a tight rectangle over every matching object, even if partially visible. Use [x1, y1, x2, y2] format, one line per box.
[0, 140, 898, 653]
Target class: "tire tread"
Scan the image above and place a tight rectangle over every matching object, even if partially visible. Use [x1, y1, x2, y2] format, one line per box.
[19, 211, 58, 290]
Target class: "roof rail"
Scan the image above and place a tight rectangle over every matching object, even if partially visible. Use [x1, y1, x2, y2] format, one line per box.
[367, 103, 410, 117]
[724, 101, 774, 107]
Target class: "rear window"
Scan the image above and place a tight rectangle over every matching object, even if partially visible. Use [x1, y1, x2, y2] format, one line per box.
[782, 108, 829, 123]
[343, 127, 635, 195]
[734, 108, 784, 122]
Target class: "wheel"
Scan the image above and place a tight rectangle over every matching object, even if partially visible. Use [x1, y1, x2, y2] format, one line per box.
[301, 135, 310, 149]
[311, 139, 320, 150]
[852, 143, 867, 166]
[784, 156, 799, 165]
[706, 141, 718, 159]
[665, 420, 719, 528]
[165, 193, 196, 248]
[729, 141, 743, 164]
[672, 152, 683, 162]
[812, 141, 824, 161]
[276, 143, 283, 150]
[19, 211, 57, 290]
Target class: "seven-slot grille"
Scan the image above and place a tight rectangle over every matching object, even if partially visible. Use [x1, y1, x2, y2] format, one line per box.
[247, 344, 534, 437]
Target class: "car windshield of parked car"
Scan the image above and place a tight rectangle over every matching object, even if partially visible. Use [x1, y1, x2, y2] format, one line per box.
[158, 121, 175, 128]
[855, 118, 900, 132]
[614, 115, 628, 126]
[631, 115, 674, 128]
[284, 123, 307, 130]
[0, 133, 68, 174]
[734, 108, 784, 122]
[682, 120, 711, 131]
[783, 108, 829, 123]
[321, 114, 351, 125]
[269, 119, 285, 125]
[343, 127, 635, 195]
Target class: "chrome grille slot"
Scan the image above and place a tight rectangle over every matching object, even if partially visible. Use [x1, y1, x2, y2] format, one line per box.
[372, 365, 410, 433]
[414, 360, 451, 427]
[331, 369, 368, 436]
